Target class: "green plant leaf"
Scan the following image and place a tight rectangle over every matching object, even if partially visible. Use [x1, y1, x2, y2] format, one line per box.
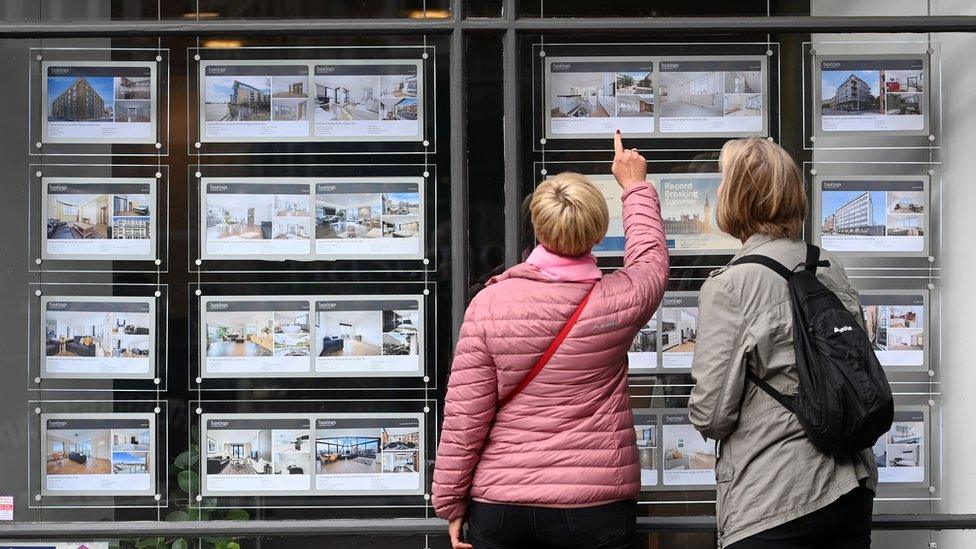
[165, 510, 190, 522]
[227, 542, 240, 549]
[215, 541, 229, 549]
[173, 451, 198, 469]
[172, 539, 188, 549]
[225, 508, 249, 521]
[177, 469, 199, 495]
[190, 425, 200, 443]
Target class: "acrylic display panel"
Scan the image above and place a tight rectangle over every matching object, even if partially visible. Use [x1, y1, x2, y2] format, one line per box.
[633, 412, 659, 489]
[533, 42, 780, 152]
[198, 294, 424, 379]
[188, 164, 436, 274]
[812, 174, 929, 258]
[200, 412, 425, 497]
[187, 46, 436, 155]
[859, 289, 929, 373]
[29, 48, 170, 156]
[29, 164, 170, 274]
[27, 400, 168, 509]
[189, 399, 435, 511]
[632, 409, 716, 493]
[28, 283, 168, 392]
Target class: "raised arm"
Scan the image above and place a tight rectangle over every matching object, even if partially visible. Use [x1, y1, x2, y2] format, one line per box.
[600, 131, 670, 319]
[431, 297, 498, 522]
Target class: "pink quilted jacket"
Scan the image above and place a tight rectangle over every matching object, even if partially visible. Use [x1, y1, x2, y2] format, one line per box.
[432, 182, 669, 521]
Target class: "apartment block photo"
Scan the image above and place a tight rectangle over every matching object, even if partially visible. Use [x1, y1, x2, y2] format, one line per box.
[315, 430, 382, 475]
[48, 74, 114, 122]
[273, 311, 311, 357]
[314, 75, 380, 122]
[382, 309, 420, 356]
[379, 73, 419, 121]
[206, 429, 273, 475]
[821, 69, 882, 116]
[45, 309, 151, 359]
[46, 429, 113, 475]
[821, 191, 887, 237]
[112, 193, 151, 239]
[205, 75, 271, 122]
[659, 71, 724, 117]
[549, 72, 615, 118]
[315, 309, 383, 357]
[207, 193, 310, 241]
[315, 193, 384, 239]
[205, 311, 274, 358]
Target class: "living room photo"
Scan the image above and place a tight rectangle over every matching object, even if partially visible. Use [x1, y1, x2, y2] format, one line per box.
[315, 429, 382, 475]
[659, 71, 724, 118]
[315, 309, 383, 358]
[315, 192, 384, 240]
[382, 309, 420, 356]
[661, 305, 698, 363]
[314, 74, 380, 122]
[44, 306, 151, 361]
[205, 310, 274, 358]
[46, 428, 113, 476]
[379, 73, 419, 121]
[206, 429, 274, 475]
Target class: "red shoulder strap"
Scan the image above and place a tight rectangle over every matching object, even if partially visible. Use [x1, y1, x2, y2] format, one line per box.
[496, 286, 595, 410]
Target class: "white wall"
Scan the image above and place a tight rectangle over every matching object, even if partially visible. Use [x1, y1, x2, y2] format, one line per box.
[812, 0, 976, 546]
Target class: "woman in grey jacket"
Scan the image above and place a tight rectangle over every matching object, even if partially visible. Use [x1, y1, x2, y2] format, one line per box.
[689, 138, 878, 548]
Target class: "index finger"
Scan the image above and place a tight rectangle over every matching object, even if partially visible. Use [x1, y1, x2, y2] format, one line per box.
[613, 131, 624, 156]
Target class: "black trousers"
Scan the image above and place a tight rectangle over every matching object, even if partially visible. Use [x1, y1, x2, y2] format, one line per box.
[727, 485, 874, 549]
[466, 499, 637, 549]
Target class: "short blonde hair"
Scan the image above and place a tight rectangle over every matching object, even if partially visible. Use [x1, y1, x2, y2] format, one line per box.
[716, 138, 807, 241]
[531, 172, 609, 257]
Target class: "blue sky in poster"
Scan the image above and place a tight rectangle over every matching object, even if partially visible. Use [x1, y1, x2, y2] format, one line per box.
[822, 190, 887, 225]
[47, 76, 114, 106]
[821, 69, 881, 100]
[386, 192, 420, 204]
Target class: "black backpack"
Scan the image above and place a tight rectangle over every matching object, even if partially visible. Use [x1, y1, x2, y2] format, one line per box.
[730, 243, 894, 457]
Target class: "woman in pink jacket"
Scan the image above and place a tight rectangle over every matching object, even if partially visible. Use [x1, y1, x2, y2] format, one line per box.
[433, 133, 670, 549]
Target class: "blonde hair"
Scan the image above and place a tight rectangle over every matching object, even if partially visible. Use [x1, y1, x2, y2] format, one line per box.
[716, 138, 807, 241]
[531, 172, 609, 257]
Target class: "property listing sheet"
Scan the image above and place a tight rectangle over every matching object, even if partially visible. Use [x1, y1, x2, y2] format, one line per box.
[42, 62, 156, 144]
[313, 62, 423, 141]
[660, 294, 699, 370]
[202, 298, 312, 376]
[657, 57, 766, 136]
[41, 414, 155, 496]
[860, 291, 926, 370]
[314, 415, 423, 494]
[202, 179, 312, 258]
[42, 178, 156, 261]
[545, 57, 655, 139]
[628, 309, 658, 373]
[201, 63, 311, 141]
[41, 296, 154, 379]
[202, 416, 312, 495]
[816, 177, 927, 255]
[818, 57, 927, 133]
[873, 410, 926, 484]
[661, 413, 715, 486]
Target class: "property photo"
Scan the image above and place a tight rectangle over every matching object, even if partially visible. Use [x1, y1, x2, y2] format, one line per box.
[863, 304, 889, 351]
[381, 192, 422, 239]
[661, 307, 697, 354]
[888, 329, 924, 351]
[382, 309, 420, 356]
[207, 193, 310, 241]
[629, 320, 657, 353]
[46, 429, 113, 475]
[315, 429, 382, 475]
[44, 309, 151, 359]
[206, 429, 273, 475]
[883, 69, 924, 116]
[614, 71, 654, 117]
[662, 423, 715, 471]
[272, 430, 311, 475]
[659, 71, 724, 118]
[115, 75, 151, 100]
[46, 193, 111, 240]
[205, 311, 274, 358]
[885, 92, 922, 116]
[315, 193, 384, 239]
[111, 452, 149, 474]
[379, 73, 419, 121]
[114, 99, 151, 123]
[549, 71, 615, 118]
[48, 73, 114, 122]
[820, 69, 882, 116]
[205, 75, 271, 122]
[874, 416, 924, 472]
[889, 305, 923, 329]
[314, 75, 380, 122]
[112, 193, 151, 239]
[723, 70, 763, 116]
[273, 311, 311, 357]
[821, 190, 887, 236]
[635, 423, 658, 477]
[381, 451, 420, 473]
[315, 309, 383, 357]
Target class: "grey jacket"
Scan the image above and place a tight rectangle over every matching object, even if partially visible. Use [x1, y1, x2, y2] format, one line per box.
[688, 235, 878, 547]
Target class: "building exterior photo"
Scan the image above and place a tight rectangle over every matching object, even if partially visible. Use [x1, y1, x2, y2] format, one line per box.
[664, 196, 712, 235]
[232, 80, 270, 107]
[823, 191, 885, 236]
[827, 74, 875, 112]
[49, 77, 106, 121]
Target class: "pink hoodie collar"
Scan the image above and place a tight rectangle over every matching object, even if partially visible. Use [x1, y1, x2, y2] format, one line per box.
[524, 245, 603, 282]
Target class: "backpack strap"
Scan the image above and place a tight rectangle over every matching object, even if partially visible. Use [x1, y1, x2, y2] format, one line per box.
[745, 370, 797, 414]
[496, 286, 595, 410]
[729, 254, 793, 280]
[803, 243, 830, 274]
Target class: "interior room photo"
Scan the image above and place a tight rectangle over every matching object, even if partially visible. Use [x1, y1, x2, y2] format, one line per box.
[382, 309, 420, 355]
[315, 430, 382, 475]
[114, 75, 150, 100]
[630, 321, 658, 353]
[381, 192, 421, 238]
[549, 71, 615, 118]
[663, 423, 715, 472]
[205, 311, 274, 357]
[46, 429, 112, 475]
[46, 193, 110, 240]
[272, 430, 310, 475]
[661, 307, 698, 354]
[315, 193, 384, 239]
[379, 73, 419, 121]
[206, 429, 273, 475]
[381, 450, 420, 473]
[112, 428, 151, 452]
[206, 194, 276, 241]
[273, 311, 311, 357]
[315, 309, 383, 357]
[44, 310, 114, 358]
[635, 424, 658, 474]
[314, 75, 380, 121]
[615, 71, 654, 116]
[659, 71, 724, 117]
[381, 427, 420, 450]
[114, 99, 151, 123]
